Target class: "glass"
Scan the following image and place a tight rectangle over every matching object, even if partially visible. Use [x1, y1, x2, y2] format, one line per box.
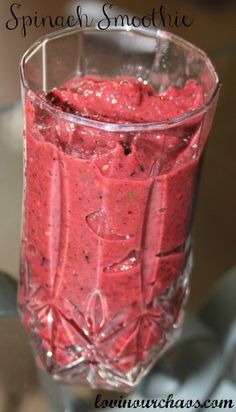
[18, 27, 220, 391]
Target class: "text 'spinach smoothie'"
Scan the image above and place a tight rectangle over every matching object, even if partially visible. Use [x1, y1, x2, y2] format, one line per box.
[19, 28, 220, 391]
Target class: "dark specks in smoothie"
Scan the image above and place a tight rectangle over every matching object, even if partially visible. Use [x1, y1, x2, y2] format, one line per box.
[139, 164, 145, 172]
[83, 250, 90, 263]
[46, 91, 58, 105]
[120, 140, 132, 155]
[46, 91, 76, 114]
[183, 125, 198, 140]
[41, 256, 49, 266]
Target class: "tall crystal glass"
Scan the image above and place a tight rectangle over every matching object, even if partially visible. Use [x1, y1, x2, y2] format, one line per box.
[19, 27, 220, 391]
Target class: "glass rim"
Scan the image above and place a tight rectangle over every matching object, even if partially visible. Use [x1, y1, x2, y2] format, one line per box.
[20, 26, 221, 132]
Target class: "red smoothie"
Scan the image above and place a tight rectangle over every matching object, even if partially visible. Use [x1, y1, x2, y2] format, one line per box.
[19, 76, 205, 389]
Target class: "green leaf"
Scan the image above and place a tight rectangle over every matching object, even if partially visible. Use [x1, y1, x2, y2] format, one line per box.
[127, 191, 135, 200]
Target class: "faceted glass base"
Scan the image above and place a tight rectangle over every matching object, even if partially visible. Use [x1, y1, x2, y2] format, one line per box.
[19, 254, 192, 391]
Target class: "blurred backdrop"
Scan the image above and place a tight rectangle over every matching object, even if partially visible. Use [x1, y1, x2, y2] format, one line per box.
[0, 0, 235, 309]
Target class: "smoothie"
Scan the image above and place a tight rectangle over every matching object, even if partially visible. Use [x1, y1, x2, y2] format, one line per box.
[19, 76, 205, 388]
